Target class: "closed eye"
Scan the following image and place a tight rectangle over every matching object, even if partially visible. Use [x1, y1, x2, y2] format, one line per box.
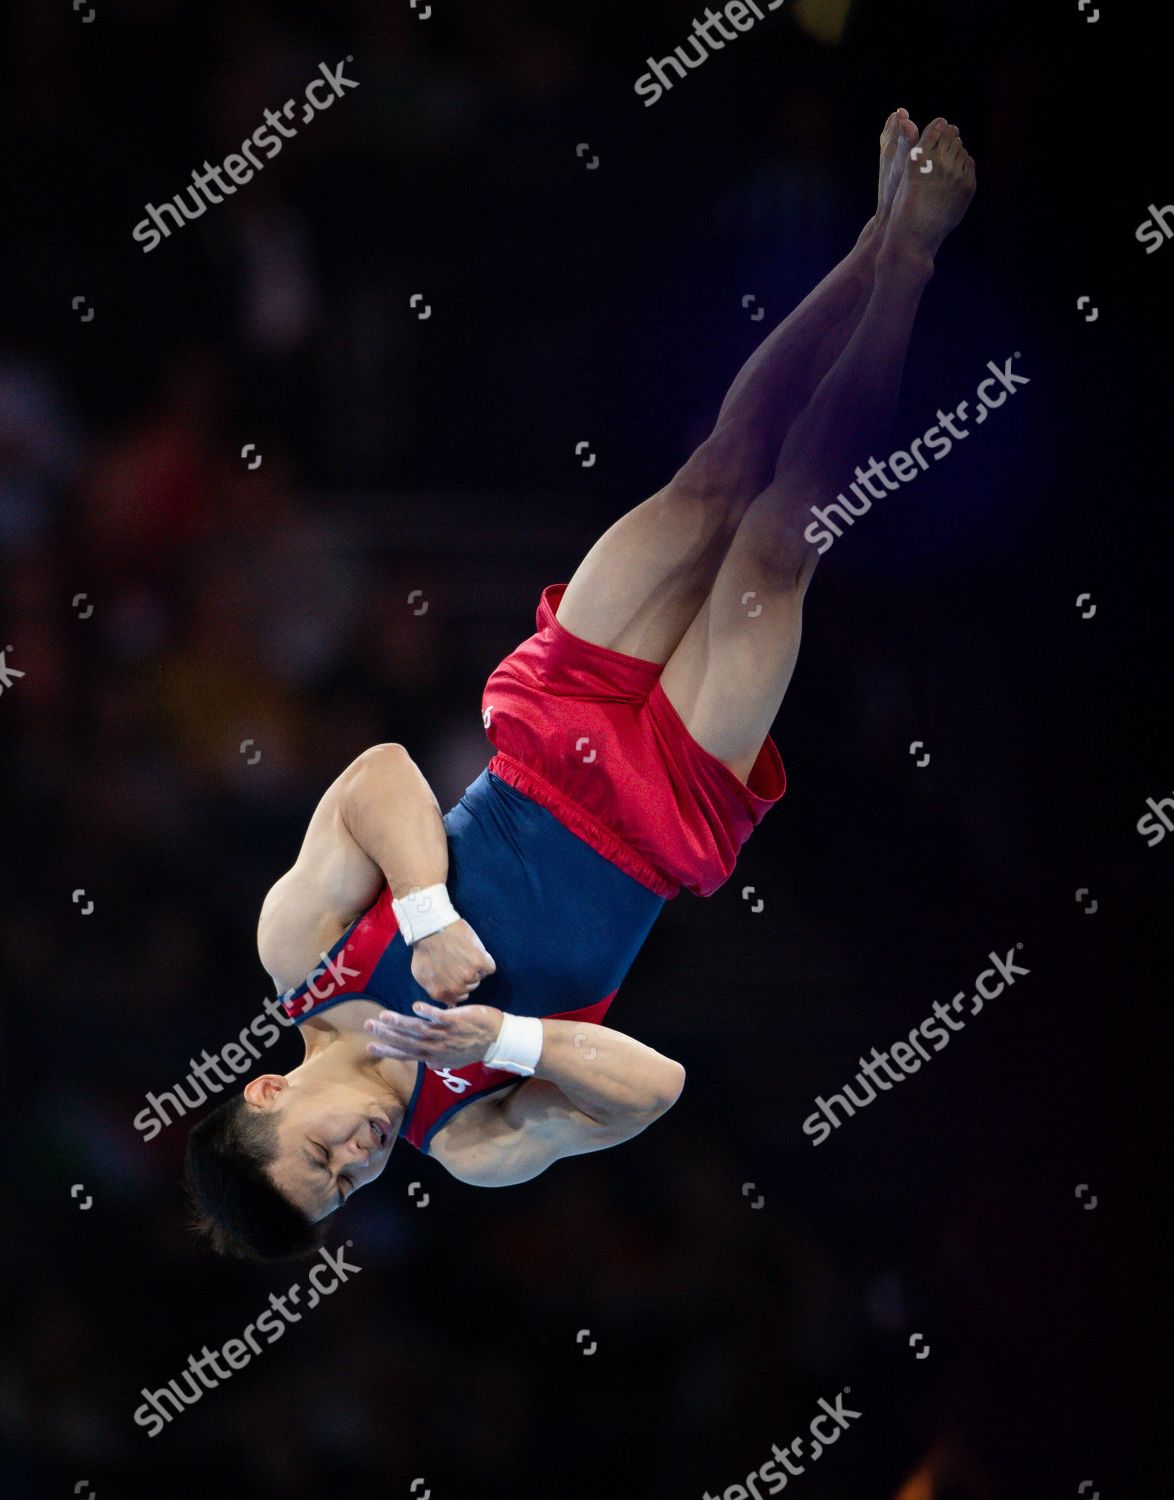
[310, 1140, 352, 1205]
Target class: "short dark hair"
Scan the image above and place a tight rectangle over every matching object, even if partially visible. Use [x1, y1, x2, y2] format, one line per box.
[184, 1094, 329, 1262]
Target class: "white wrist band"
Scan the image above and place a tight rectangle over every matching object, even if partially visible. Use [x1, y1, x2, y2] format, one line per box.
[483, 1013, 544, 1076]
[391, 883, 460, 945]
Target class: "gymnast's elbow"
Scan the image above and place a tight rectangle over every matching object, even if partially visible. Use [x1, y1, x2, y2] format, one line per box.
[639, 1057, 687, 1120]
[593, 1058, 685, 1136]
[348, 741, 411, 773]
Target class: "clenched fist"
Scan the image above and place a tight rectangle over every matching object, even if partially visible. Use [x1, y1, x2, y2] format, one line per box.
[409, 918, 496, 1004]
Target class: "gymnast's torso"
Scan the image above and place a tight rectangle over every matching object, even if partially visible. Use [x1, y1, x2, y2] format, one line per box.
[278, 768, 665, 1152]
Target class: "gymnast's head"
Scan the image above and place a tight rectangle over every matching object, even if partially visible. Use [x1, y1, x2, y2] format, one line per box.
[184, 1070, 399, 1260]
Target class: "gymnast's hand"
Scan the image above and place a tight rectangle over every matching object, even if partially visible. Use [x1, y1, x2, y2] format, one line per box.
[410, 918, 497, 1004]
[364, 1000, 503, 1070]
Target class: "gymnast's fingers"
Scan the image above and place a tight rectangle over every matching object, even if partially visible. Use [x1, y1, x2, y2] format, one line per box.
[365, 1012, 432, 1042]
[463, 924, 497, 975]
[383, 1006, 441, 1028]
[410, 1002, 453, 1025]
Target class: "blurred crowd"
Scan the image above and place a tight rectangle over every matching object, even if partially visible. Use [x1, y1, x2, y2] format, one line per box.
[1, 1, 1159, 1496]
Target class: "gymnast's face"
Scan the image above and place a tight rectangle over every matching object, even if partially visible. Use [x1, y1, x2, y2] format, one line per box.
[257, 1078, 399, 1221]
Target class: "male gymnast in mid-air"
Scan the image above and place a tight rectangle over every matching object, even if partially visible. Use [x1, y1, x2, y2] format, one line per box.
[186, 112, 974, 1259]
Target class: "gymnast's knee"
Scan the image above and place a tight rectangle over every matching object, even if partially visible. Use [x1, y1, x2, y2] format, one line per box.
[729, 486, 821, 598]
[669, 423, 772, 518]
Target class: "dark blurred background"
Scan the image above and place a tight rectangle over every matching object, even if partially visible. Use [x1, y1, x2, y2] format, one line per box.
[2, 0, 1170, 1496]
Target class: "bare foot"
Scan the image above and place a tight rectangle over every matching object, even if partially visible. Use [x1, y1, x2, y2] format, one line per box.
[887, 118, 975, 265]
[877, 107, 919, 225]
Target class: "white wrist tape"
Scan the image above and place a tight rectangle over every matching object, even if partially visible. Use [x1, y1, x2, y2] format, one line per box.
[482, 1012, 544, 1076]
[391, 883, 460, 945]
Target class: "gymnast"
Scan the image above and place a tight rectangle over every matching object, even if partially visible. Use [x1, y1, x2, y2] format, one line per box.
[185, 112, 974, 1259]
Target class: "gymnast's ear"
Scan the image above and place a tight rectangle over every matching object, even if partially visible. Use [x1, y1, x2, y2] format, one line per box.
[242, 1074, 289, 1109]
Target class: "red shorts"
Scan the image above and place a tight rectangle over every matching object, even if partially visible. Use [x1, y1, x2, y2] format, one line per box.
[482, 582, 786, 899]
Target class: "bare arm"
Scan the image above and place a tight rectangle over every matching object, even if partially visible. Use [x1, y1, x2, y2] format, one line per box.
[257, 744, 494, 1000]
[337, 743, 449, 900]
[364, 1002, 686, 1185]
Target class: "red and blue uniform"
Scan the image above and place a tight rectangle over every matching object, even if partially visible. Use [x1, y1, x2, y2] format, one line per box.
[279, 582, 786, 1153]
